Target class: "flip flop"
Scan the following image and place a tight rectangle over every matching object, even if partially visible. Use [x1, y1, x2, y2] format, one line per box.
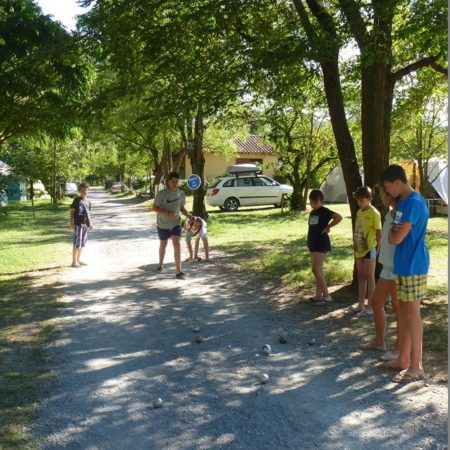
[309, 297, 323, 302]
[393, 370, 425, 383]
[316, 298, 333, 306]
[379, 360, 408, 372]
[380, 351, 399, 362]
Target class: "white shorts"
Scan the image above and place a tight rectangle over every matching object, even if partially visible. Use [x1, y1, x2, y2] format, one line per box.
[380, 265, 396, 281]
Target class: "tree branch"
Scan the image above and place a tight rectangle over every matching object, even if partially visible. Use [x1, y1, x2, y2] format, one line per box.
[337, 0, 368, 50]
[392, 55, 444, 82]
[430, 61, 448, 76]
[292, 0, 318, 45]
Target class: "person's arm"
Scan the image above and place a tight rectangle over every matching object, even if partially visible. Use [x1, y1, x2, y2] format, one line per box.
[388, 222, 412, 245]
[180, 206, 193, 221]
[153, 204, 178, 218]
[322, 211, 342, 234]
[376, 229, 382, 252]
[70, 208, 75, 228]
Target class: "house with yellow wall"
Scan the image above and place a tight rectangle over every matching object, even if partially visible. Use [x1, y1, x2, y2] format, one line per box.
[182, 135, 279, 179]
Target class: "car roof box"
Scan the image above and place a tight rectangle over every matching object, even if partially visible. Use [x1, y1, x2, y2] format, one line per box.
[226, 164, 262, 176]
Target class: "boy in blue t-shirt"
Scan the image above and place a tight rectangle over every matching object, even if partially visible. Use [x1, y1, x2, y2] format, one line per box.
[380, 164, 429, 383]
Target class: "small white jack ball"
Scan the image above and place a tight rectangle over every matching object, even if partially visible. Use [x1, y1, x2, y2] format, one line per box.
[262, 344, 272, 356]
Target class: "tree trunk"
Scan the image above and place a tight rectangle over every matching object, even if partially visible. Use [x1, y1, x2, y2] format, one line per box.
[172, 147, 186, 174]
[321, 60, 362, 229]
[162, 137, 172, 182]
[29, 177, 36, 219]
[290, 158, 303, 210]
[361, 64, 393, 214]
[190, 104, 207, 218]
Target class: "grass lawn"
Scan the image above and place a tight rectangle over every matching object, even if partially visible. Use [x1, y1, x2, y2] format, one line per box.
[184, 197, 448, 379]
[0, 199, 71, 447]
[0, 199, 72, 276]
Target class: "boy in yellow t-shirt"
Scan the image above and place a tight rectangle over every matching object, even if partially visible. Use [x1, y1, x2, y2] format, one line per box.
[351, 186, 382, 317]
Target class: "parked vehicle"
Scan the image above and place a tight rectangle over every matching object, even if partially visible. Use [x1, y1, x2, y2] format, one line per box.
[206, 164, 293, 211]
[65, 182, 78, 198]
[111, 181, 128, 193]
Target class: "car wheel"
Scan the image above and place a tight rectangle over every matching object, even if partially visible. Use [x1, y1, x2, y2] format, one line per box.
[274, 204, 281, 208]
[224, 197, 240, 212]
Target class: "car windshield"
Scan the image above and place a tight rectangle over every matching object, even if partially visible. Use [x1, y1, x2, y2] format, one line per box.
[208, 179, 222, 188]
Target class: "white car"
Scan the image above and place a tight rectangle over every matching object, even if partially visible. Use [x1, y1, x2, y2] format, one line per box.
[111, 181, 128, 193]
[206, 169, 293, 211]
[65, 182, 78, 198]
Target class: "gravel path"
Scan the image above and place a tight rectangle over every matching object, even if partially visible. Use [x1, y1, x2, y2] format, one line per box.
[34, 189, 448, 449]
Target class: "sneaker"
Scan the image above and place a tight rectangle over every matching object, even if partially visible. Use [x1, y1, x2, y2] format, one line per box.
[156, 265, 163, 271]
[175, 271, 187, 279]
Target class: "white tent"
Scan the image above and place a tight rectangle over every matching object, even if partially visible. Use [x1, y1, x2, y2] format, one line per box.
[320, 166, 364, 203]
[320, 160, 448, 205]
[427, 158, 448, 205]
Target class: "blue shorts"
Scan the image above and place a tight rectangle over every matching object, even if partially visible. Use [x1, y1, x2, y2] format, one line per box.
[186, 230, 208, 242]
[73, 225, 88, 248]
[157, 225, 182, 241]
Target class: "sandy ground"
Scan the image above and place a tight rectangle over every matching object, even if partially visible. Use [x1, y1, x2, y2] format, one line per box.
[33, 189, 448, 449]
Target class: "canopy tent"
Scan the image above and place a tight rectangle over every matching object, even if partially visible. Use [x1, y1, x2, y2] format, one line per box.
[427, 158, 448, 205]
[320, 160, 448, 205]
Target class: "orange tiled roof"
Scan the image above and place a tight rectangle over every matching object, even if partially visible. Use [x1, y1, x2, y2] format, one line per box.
[234, 135, 274, 155]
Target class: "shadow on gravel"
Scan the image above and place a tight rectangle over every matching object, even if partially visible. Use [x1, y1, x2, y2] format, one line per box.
[35, 257, 447, 449]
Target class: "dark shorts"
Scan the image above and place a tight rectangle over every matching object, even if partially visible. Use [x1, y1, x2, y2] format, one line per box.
[157, 225, 182, 241]
[73, 225, 88, 248]
[364, 248, 377, 259]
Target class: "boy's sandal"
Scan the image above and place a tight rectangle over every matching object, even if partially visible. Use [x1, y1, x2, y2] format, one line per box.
[316, 298, 333, 306]
[392, 370, 424, 383]
[175, 271, 187, 279]
[380, 351, 399, 362]
[309, 297, 323, 302]
[197, 257, 202, 261]
[379, 360, 408, 372]
[156, 265, 163, 271]
[360, 342, 386, 352]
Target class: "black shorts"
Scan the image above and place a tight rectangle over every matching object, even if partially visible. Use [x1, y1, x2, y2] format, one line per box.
[157, 225, 182, 240]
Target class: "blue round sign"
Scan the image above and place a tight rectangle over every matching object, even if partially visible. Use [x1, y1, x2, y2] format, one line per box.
[187, 174, 202, 190]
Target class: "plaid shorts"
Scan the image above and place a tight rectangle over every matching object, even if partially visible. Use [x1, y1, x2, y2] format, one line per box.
[395, 275, 427, 302]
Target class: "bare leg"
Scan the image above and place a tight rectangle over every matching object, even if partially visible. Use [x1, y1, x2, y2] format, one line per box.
[311, 253, 322, 298]
[311, 252, 329, 298]
[159, 239, 168, 268]
[356, 258, 367, 311]
[365, 258, 377, 313]
[171, 236, 182, 273]
[72, 247, 81, 266]
[186, 240, 194, 260]
[203, 238, 209, 260]
[76, 248, 83, 265]
[194, 239, 200, 259]
[404, 300, 424, 374]
[391, 300, 411, 369]
[370, 277, 391, 346]
[390, 283, 401, 354]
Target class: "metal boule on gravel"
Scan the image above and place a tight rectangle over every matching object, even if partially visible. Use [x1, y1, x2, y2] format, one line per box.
[308, 338, 316, 346]
[195, 335, 203, 343]
[278, 335, 287, 344]
[192, 326, 200, 333]
[258, 373, 269, 384]
[153, 398, 163, 409]
[262, 344, 271, 356]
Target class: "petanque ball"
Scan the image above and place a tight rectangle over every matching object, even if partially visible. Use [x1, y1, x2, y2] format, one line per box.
[278, 335, 287, 344]
[258, 373, 269, 384]
[153, 398, 163, 408]
[195, 335, 203, 343]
